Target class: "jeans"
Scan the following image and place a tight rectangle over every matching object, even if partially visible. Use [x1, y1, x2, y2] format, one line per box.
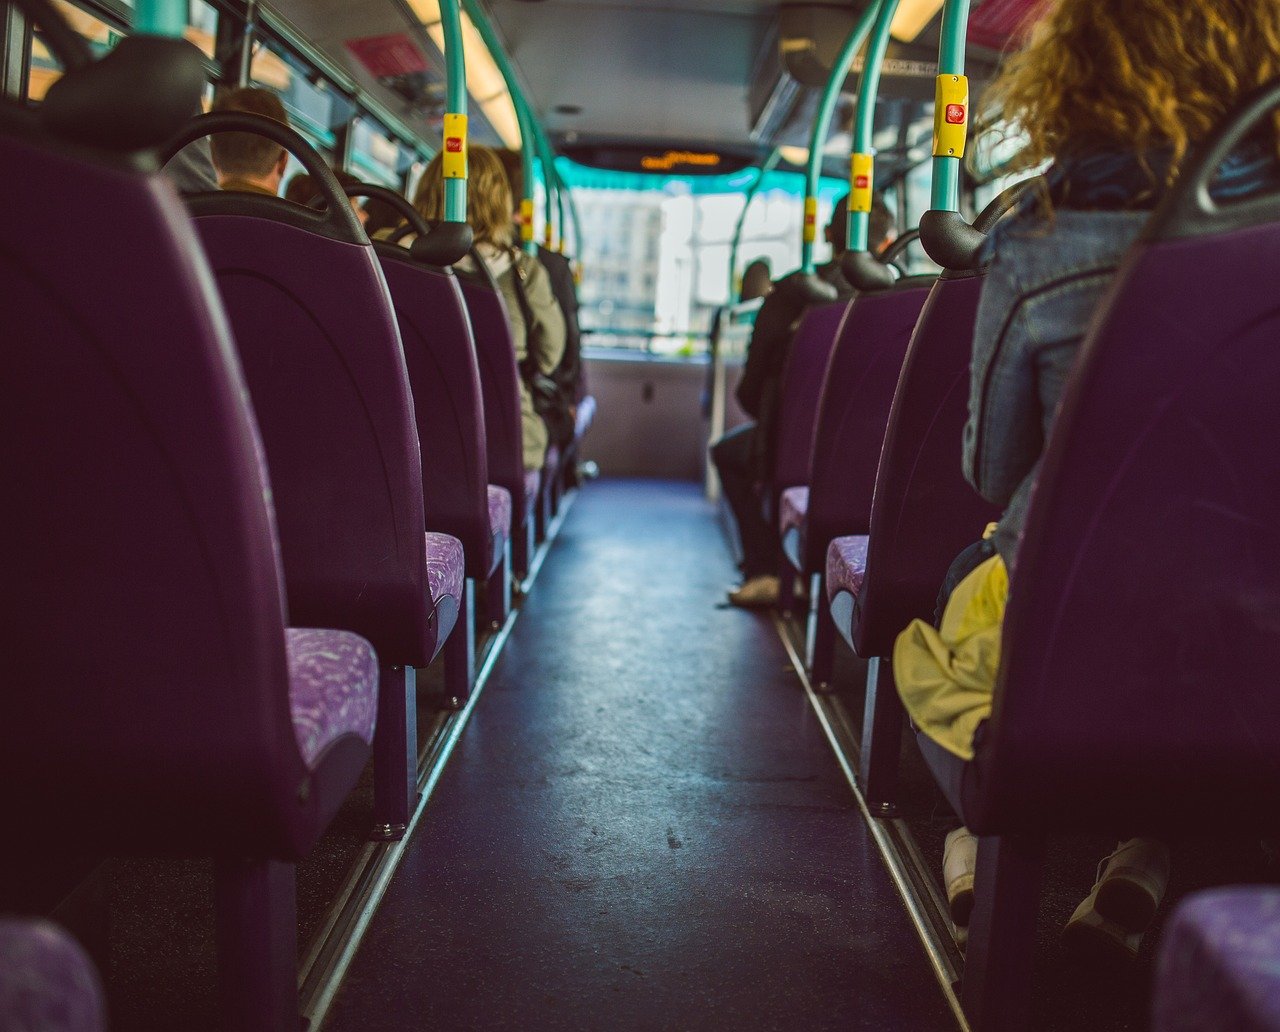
[710, 423, 775, 579]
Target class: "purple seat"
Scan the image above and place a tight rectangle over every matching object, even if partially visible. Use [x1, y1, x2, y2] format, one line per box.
[537, 444, 562, 541]
[458, 272, 537, 579]
[371, 233, 511, 634]
[828, 189, 1029, 812]
[488, 485, 513, 543]
[1, 37, 375, 1028]
[1155, 888, 1280, 1032]
[779, 486, 809, 568]
[793, 282, 931, 701]
[825, 535, 869, 605]
[165, 113, 464, 836]
[768, 301, 849, 612]
[575, 394, 597, 439]
[918, 92, 1280, 1031]
[0, 919, 105, 1032]
[286, 628, 379, 769]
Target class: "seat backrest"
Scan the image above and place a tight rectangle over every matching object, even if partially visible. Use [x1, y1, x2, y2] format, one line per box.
[457, 274, 529, 521]
[853, 273, 1001, 656]
[770, 301, 849, 495]
[0, 98, 310, 855]
[376, 247, 493, 579]
[176, 115, 431, 666]
[973, 201, 1280, 834]
[803, 281, 932, 573]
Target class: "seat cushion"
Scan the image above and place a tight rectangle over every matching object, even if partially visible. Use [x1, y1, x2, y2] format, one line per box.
[286, 628, 378, 770]
[575, 395, 596, 439]
[779, 485, 809, 538]
[1155, 888, 1280, 1032]
[544, 444, 561, 478]
[0, 919, 105, 1032]
[425, 531, 465, 606]
[487, 484, 512, 538]
[826, 535, 869, 601]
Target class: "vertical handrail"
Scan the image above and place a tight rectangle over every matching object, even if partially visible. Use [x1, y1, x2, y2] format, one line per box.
[729, 146, 781, 300]
[460, 0, 540, 254]
[929, 0, 972, 212]
[846, 0, 901, 252]
[800, 0, 881, 272]
[134, 0, 184, 37]
[438, 0, 468, 223]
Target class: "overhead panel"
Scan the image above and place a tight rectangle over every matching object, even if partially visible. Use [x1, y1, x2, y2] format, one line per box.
[482, 0, 776, 150]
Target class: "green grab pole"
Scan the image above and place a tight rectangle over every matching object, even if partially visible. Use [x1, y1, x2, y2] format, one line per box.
[847, 0, 901, 252]
[930, 0, 972, 212]
[728, 147, 781, 301]
[800, 0, 881, 273]
[514, 96, 538, 254]
[134, 0, 185, 37]
[460, 0, 542, 254]
[438, 0, 468, 223]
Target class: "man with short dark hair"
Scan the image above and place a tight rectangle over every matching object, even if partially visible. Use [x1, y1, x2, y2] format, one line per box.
[209, 87, 290, 196]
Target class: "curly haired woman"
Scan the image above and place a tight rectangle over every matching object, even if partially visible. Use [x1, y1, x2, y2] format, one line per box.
[894, 0, 1280, 959]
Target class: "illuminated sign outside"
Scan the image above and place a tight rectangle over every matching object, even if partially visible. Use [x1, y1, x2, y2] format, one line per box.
[640, 150, 723, 172]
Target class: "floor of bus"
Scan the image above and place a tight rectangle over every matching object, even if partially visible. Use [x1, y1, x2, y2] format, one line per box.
[12, 477, 1276, 1030]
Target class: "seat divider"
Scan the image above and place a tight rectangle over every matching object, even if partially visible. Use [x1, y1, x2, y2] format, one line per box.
[214, 857, 299, 1032]
[860, 657, 904, 816]
[371, 665, 418, 839]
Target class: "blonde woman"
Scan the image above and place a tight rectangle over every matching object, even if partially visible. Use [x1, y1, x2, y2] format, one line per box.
[414, 147, 566, 472]
[894, 0, 1280, 959]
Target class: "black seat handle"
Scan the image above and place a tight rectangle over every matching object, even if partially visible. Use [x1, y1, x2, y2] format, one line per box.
[343, 184, 475, 266]
[1150, 76, 1280, 242]
[919, 176, 1040, 271]
[878, 227, 921, 267]
[11, 0, 92, 72]
[162, 111, 366, 244]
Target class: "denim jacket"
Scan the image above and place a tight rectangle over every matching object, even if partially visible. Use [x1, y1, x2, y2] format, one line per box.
[963, 208, 1148, 567]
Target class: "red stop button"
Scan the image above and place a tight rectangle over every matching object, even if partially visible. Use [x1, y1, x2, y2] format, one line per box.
[445, 136, 463, 153]
[854, 174, 870, 189]
[946, 103, 966, 125]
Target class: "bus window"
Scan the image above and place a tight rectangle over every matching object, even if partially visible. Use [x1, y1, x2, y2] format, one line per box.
[27, 0, 216, 103]
[27, 0, 119, 102]
[349, 116, 402, 189]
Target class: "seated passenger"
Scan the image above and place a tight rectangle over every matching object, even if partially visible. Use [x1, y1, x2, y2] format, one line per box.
[892, 0, 1280, 958]
[414, 146, 567, 472]
[712, 193, 894, 608]
[209, 87, 290, 196]
[495, 147, 587, 439]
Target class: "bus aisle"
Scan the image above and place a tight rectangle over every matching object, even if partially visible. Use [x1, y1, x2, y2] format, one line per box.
[323, 480, 954, 1031]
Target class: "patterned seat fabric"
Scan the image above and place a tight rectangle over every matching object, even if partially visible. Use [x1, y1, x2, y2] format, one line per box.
[779, 485, 809, 538]
[0, 920, 105, 1032]
[575, 395, 596, 439]
[523, 470, 541, 513]
[826, 535, 870, 601]
[487, 484, 513, 539]
[286, 628, 379, 769]
[1155, 888, 1280, 1032]
[425, 531, 465, 605]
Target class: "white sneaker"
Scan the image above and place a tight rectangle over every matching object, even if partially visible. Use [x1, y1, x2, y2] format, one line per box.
[727, 575, 780, 608]
[943, 827, 978, 927]
[1092, 837, 1170, 933]
[1062, 885, 1143, 964]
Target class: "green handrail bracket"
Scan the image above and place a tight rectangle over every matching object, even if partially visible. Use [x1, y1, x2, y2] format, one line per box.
[438, 0, 468, 223]
[930, 0, 972, 212]
[801, 0, 880, 272]
[846, 0, 900, 253]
